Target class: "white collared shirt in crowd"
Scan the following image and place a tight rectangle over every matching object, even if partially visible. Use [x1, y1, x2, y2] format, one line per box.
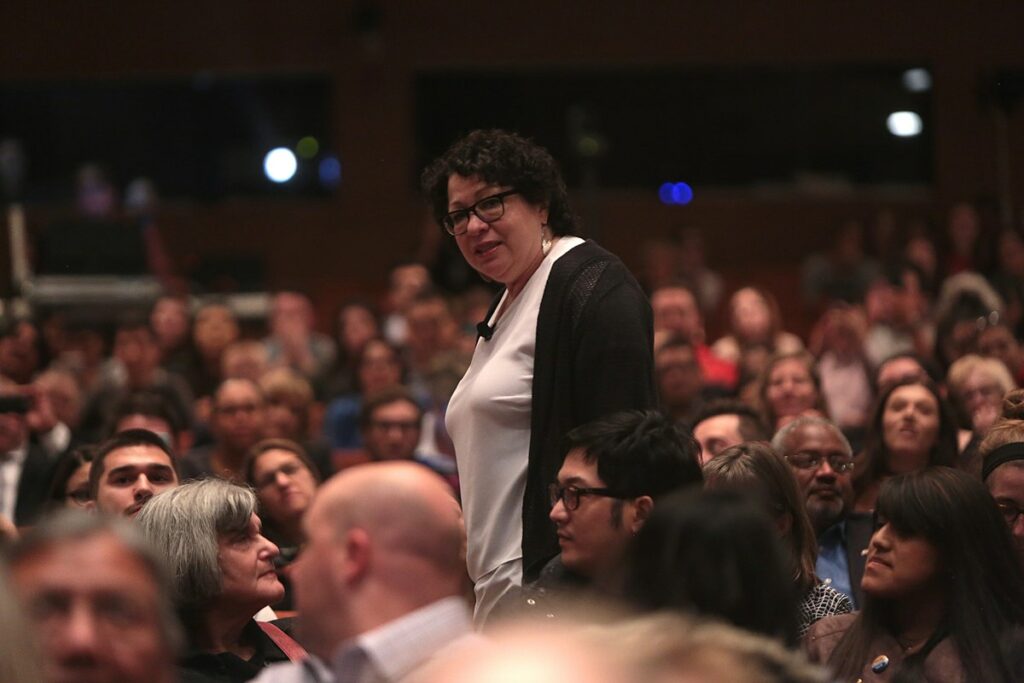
[0, 442, 28, 522]
[253, 596, 477, 683]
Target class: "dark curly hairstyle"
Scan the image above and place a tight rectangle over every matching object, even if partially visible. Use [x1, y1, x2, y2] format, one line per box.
[420, 129, 579, 236]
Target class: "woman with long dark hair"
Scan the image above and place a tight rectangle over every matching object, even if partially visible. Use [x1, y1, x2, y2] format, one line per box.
[621, 488, 801, 646]
[854, 378, 958, 512]
[806, 467, 1024, 682]
[703, 442, 852, 636]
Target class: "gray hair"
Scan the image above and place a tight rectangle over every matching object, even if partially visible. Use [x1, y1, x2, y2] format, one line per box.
[135, 478, 257, 608]
[0, 565, 44, 683]
[771, 416, 852, 457]
[4, 510, 183, 656]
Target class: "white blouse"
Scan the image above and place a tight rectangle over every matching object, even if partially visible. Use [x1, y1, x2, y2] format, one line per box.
[446, 236, 583, 624]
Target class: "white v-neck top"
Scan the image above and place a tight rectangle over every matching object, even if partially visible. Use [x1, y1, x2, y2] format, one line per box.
[446, 236, 583, 624]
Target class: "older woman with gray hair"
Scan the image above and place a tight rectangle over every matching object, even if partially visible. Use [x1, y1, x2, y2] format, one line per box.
[946, 353, 1017, 470]
[136, 478, 307, 682]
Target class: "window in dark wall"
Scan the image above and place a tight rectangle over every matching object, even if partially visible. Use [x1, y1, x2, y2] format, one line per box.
[0, 74, 335, 202]
[414, 66, 934, 190]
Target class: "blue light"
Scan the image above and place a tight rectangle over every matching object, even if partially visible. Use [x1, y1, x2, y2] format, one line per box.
[672, 182, 694, 205]
[658, 181, 694, 205]
[658, 183, 676, 204]
[318, 156, 342, 187]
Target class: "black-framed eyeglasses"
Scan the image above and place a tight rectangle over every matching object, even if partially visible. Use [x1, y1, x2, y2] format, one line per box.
[548, 483, 627, 511]
[442, 189, 519, 236]
[997, 501, 1024, 527]
[785, 452, 855, 473]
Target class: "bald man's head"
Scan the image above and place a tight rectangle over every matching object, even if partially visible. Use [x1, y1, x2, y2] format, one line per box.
[313, 462, 463, 576]
[293, 462, 464, 656]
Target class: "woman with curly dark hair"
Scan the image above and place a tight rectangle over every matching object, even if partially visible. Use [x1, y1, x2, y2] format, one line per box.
[421, 129, 656, 624]
[806, 467, 1024, 682]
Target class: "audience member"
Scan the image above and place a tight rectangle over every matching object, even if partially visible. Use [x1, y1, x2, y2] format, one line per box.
[45, 446, 94, 511]
[599, 614, 827, 683]
[78, 314, 193, 443]
[690, 399, 771, 465]
[810, 305, 873, 430]
[677, 227, 725, 313]
[402, 291, 461, 394]
[801, 219, 880, 312]
[48, 319, 108, 396]
[932, 271, 1004, 370]
[757, 351, 826, 430]
[258, 367, 332, 478]
[0, 317, 42, 385]
[422, 618, 629, 683]
[991, 228, 1024, 334]
[150, 294, 192, 375]
[0, 381, 59, 525]
[6, 511, 181, 683]
[254, 462, 470, 682]
[88, 429, 179, 517]
[853, 379, 958, 512]
[136, 479, 302, 682]
[703, 442, 852, 635]
[979, 389, 1024, 568]
[539, 410, 702, 601]
[180, 378, 266, 481]
[622, 488, 800, 645]
[107, 388, 193, 455]
[185, 301, 241, 400]
[322, 300, 380, 399]
[806, 467, 1024, 682]
[245, 438, 321, 609]
[358, 387, 457, 483]
[382, 263, 431, 347]
[264, 291, 336, 382]
[0, 565, 44, 683]
[862, 268, 922, 369]
[772, 417, 872, 607]
[712, 286, 803, 387]
[654, 337, 707, 424]
[942, 201, 985, 276]
[875, 352, 933, 393]
[322, 338, 405, 451]
[946, 353, 1016, 465]
[33, 368, 84, 434]
[651, 284, 737, 391]
[978, 320, 1024, 384]
[221, 340, 270, 384]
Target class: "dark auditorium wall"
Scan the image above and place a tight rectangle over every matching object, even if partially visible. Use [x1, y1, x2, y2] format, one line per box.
[1, 1, 1023, 331]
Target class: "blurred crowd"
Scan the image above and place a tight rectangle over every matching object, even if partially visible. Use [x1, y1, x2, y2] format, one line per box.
[1, 192, 1024, 683]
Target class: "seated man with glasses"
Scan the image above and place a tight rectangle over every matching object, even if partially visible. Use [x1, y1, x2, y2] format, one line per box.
[358, 387, 458, 488]
[529, 409, 702, 613]
[772, 415, 873, 607]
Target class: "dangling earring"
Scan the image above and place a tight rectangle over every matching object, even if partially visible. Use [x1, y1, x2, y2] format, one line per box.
[541, 224, 552, 256]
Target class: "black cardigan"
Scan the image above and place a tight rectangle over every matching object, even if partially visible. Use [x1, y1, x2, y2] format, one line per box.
[504, 239, 657, 580]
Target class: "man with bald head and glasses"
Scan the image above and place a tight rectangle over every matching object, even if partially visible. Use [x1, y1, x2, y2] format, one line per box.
[529, 410, 702, 610]
[772, 416, 873, 607]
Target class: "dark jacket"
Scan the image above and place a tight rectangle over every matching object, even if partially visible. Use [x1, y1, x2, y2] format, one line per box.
[805, 613, 966, 682]
[179, 619, 298, 683]
[844, 511, 874, 607]
[15, 443, 57, 526]
[518, 240, 657, 581]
